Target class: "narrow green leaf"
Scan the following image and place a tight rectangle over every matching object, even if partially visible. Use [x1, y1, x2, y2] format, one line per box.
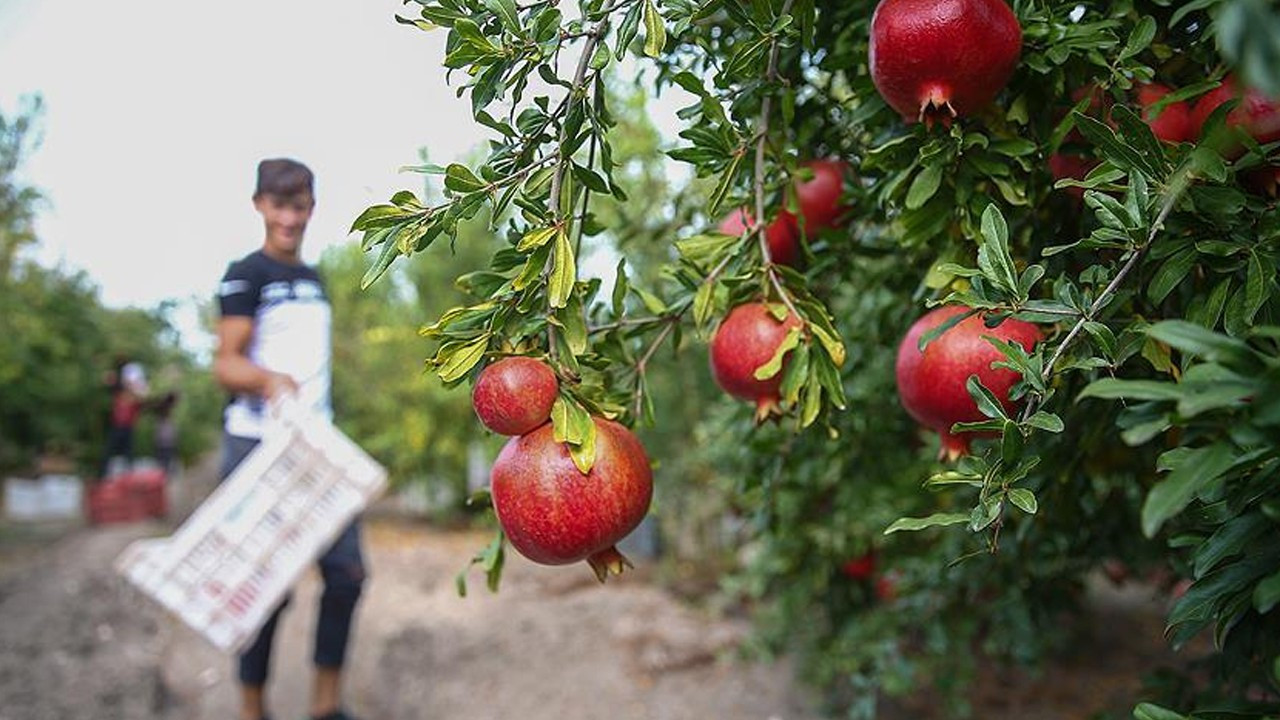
[966, 375, 1008, 420]
[549, 228, 576, 309]
[517, 226, 558, 252]
[1133, 702, 1191, 720]
[884, 513, 971, 535]
[361, 232, 402, 289]
[444, 163, 486, 193]
[611, 259, 629, 317]
[1142, 443, 1236, 537]
[438, 334, 491, 383]
[905, 164, 943, 210]
[642, 0, 666, 58]
[1025, 411, 1065, 433]
[1120, 16, 1157, 60]
[615, 0, 643, 60]
[706, 151, 743, 217]
[483, 0, 522, 35]
[753, 327, 802, 381]
[1008, 488, 1038, 515]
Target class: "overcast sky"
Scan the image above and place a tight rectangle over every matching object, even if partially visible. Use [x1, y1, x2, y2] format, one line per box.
[0, 0, 490, 353]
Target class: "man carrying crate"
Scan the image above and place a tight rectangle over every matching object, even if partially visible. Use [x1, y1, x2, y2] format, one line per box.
[214, 158, 364, 720]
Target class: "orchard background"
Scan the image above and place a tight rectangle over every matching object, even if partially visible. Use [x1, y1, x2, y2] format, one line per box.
[352, 0, 1280, 717]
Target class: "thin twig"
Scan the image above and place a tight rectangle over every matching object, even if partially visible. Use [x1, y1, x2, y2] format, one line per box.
[632, 319, 678, 418]
[1020, 181, 1186, 420]
[751, 0, 801, 320]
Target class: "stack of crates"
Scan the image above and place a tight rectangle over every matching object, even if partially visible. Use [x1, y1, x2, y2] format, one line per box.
[115, 407, 386, 652]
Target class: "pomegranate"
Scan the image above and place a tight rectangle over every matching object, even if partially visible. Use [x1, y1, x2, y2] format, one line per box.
[1137, 83, 1193, 144]
[894, 306, 1040, 459]
[1189, 77, 1280, 150]
[792, 159, 850, 237]
[472, 356, 558, 436]
[719, 208, 801, 267]
[710, 302, 804, 420]
[490, 417, 653, 581]
[841, 551, 876, 580]
[869, 0, 1022, 125]
[1048, 153, 1097, 200]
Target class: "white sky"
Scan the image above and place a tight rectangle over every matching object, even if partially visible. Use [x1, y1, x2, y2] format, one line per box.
[0, 0, 693, 359]
[0, 0, 488, 354]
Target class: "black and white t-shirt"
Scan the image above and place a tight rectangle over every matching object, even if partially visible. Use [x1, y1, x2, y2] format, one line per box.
[218, 250, 332, 439]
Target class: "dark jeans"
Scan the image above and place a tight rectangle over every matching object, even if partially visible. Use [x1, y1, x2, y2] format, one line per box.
[100, 425, 134, 477]
[220, 433, 366, 686]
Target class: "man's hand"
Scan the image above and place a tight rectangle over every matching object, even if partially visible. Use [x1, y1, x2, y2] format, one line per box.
[263, 371, 299, 401]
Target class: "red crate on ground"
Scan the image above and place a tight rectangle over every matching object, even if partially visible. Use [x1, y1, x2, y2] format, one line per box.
[122, 468, 168, 518]
[87, 481, 147, 525]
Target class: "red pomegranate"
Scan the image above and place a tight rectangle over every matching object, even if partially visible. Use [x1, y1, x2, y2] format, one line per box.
[792, 159, 850, 237]
[490, 417, 653, 581]
[710, 302, 804, 421]
[1048, 153, 1097, 200]
[895, 306, 1040, 459]
[1189, 77, 1280, 150]
[841, 552, 877, 580]
[1137, 83, 1193, 144]
[719, 208, 801, 267]
[869, 0, 1022, 125]
[472, 356, 559, 436]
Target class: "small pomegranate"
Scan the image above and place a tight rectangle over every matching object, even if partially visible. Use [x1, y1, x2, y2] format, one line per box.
[490, 417, 653, 581]
[1189, 77, 1280, 150]
[841, 552, 876, 580]
[1138, 83, 1193, 144]
[869, 0, 1022, 125]
[719, 208, 801, 267]
[472, 356, 558, 436]
[1048, 153, 1097, 200]
[710, 302, 804, 420]
[895, 306, 1040, 459]
[792, 159, 850, 237]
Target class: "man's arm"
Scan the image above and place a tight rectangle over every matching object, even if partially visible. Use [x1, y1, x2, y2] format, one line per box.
[213, 316, 298, 400]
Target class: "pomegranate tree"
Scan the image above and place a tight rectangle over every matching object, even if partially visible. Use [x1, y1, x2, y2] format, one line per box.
[490, 417, 653, 581]
[895, 306, 1040, 459]
[719, 208, 801, 267]
[472, 356, 558, 436]
[710, 302, 804, 421]
[869, 0, 1022, 125]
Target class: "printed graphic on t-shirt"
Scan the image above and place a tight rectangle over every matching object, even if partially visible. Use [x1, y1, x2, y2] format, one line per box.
[218, 251, 332, 439]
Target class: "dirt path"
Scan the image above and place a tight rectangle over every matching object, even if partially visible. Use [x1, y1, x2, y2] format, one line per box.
[0, 463, 818, 720]
[0, 463, 1190, 720]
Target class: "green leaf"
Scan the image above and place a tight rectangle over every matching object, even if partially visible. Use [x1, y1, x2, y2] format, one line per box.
[978, 205, 1019, 295]
[611, 259, 628, 317]
[1132, 703, 1191, 720]
[361, 231, 403, 289]
[1147, 247, 1197, 304]
[753, 327, 802, 381]
[615, 0, 643, 59]
[1120, 15, 1157, 61]
[568, 415, 598, 474]
[517, 226, 558, 252]
[706, 151, 744, 217]
[642, 0, 666, 58]
[966, 375, 1008, 420]
[548, 228, 576, 309]
[905, 164, 943, 210]
[483, 0, 522, 35]
[1078, 378, 1186, 402]
[884, 513, 971, 535]
[1142, 443, 1236, 538]
[1025, 411, 1064, 433]
[1146, 320, 1257, 366]
[437, 334, 491, 383]
[444, 163, 486, 193]
[1008, 488, 1038, 515]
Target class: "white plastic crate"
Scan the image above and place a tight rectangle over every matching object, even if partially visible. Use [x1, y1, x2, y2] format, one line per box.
[115, 405, 387, 653]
